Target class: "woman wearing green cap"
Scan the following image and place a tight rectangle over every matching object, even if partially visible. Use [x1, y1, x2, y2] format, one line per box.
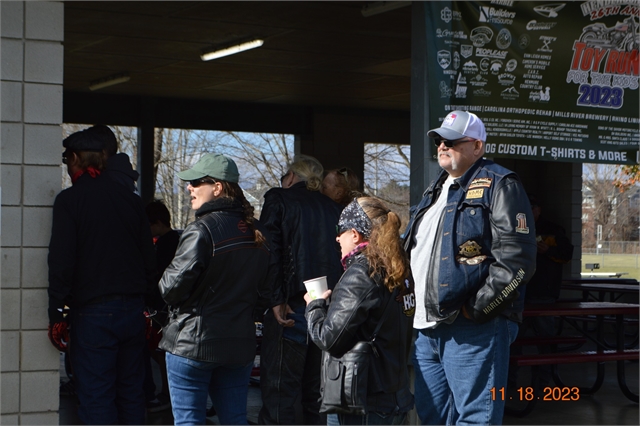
[158, 153, 272, 425]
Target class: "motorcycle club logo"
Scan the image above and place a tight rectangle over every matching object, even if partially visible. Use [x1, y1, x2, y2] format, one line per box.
[438, 50, 452, 69]
[538, 36, 557, 52]
[456, 240, 487, 265]
[496, 28, 512, 49]
[401, 278, 416, 317]
[461, 44, 473, 58]
[533, 3, 566, 18]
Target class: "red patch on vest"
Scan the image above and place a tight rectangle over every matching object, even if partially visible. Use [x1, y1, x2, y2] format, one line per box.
[237, 220, 248, 233]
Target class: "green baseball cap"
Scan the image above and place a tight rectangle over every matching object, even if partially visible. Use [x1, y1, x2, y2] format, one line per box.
[177, 153, 239, 183]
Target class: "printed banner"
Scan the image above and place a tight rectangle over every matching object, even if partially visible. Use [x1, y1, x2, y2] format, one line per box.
[425, 1, 639, 164]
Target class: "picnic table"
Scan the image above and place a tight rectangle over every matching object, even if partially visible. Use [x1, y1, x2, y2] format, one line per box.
[507, 302, 639, 416]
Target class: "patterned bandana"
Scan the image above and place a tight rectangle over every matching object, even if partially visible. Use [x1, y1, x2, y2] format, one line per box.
[337, 198, 372, 239]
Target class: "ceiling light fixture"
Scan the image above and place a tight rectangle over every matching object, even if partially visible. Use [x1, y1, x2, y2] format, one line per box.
[89, 73, 130, 91]
[200, 39, 264, 61]
[361, 1, 412, 17]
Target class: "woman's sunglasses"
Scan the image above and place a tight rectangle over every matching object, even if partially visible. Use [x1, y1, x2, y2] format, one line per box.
[188, 178, 217, 187]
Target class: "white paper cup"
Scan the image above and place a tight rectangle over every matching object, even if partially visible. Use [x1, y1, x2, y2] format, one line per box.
[304, 276, 328, 300]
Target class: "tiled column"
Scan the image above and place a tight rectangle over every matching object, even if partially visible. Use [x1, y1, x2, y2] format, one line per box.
[1, 2, 64, 424]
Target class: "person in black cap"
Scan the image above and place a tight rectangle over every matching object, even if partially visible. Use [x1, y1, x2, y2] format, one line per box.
[403, 110, 537, 425]
[87, 124, 140, 193]
[47, 127, 156, 424]
[158, 153, 273, 425]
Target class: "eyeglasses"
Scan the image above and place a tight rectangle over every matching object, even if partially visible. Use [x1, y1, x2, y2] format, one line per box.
[188, 178, 217, 187]
[433, 137, 475, 148]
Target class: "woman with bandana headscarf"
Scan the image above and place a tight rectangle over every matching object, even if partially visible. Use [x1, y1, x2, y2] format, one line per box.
[304, 197, 416, 425]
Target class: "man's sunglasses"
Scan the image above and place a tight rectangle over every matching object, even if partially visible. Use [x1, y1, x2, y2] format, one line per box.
[62, 150, 72, 164]
[433, 137, 474, 148]
[188, 178, 217, 187]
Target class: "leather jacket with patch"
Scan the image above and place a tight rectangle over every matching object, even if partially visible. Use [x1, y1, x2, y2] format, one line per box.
[305, 253, 415, 413]
[404, 158, 537, 324]
[260, 181, 343, 307]
[159, 198, 273, 364]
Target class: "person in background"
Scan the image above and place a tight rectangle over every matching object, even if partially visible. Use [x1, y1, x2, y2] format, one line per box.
[48, 127, 156, 424]
[305, 197, 415, 425]
[508, 194, 574, 391]
[321, 167, 361, 206]
[159, 153, 273, 425]
[88, 124, 140, 193]
[143, 200, 181, 413]
[258, 154, 343, 425]
[403, 110, 537, 425]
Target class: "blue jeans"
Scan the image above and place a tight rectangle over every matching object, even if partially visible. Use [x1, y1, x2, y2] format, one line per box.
[412, 314, 518, 425]
[327, 411, 407, 425]
[166, 352, 252, 425]
[69, 296, 146, 425]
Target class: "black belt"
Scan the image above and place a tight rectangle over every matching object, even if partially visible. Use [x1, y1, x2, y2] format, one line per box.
[84, 293, 143, 306]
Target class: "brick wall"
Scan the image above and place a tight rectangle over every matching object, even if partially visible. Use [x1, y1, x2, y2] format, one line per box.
[1, 2, 64, 424]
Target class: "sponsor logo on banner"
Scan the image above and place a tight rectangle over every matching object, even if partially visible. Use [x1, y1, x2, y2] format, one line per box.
[501, 86, 520, 99]
[479, 6, 516, 25]
[453, 51, 461, 70]
[528, 87, 551, 102]
[474, 88, 492, 96]
[438, 50, 451, 69]
[476, 48, 508, 59]
[480, 57, 491, 71]
[455, 83, 467, 98]
[526, 20, 558, 30]
[533, 3, 566, 18]
[490, 60, 503, 74]
[457, 73, 467, 84]
[463, 60, 479, 73]
[469, 74, 489, 86]
[538, 36, 557, 52]
[437, 29, 468, 39]
[441, 7, 462, 23]
[461, 45, 474, 58]
[518, 34, 531, 49]
[498, 73, 517, 85]
[470, 27, 494, 47]
[439, 81, 453, 97]
[496, 28, 512, 49]
[506, 59, 518, 72]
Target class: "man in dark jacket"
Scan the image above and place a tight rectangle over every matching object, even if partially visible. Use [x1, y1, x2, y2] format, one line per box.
[47, 128, 156, 424]
[403, 111, 537, 425]
[87, 124, 140, 192]
[258, 154, 343, 425]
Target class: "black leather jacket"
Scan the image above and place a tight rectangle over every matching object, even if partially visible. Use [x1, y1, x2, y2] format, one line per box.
[305, 253, 415, 413]
[260, 182, 343, 307]
[159, 198, 272, 364]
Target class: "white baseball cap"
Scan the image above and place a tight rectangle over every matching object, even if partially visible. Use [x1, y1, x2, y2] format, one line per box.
[427, 110, 487, 142]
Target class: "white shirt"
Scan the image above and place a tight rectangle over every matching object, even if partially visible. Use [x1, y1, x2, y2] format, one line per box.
[410, 175, 454, 329]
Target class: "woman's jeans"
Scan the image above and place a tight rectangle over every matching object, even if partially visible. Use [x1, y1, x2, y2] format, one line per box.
[327, 411, 407, 425]
[166, 352, 252, 425]
[412, 314, 519, 425]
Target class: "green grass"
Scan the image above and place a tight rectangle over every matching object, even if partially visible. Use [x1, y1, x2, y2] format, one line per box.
[582, 254, 640, 280]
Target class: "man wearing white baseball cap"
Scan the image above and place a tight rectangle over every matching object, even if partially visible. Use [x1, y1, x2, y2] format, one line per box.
[403, 110, 537, 424]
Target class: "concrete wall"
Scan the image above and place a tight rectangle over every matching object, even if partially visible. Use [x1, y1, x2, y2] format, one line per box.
[1, 2, 64, 424]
